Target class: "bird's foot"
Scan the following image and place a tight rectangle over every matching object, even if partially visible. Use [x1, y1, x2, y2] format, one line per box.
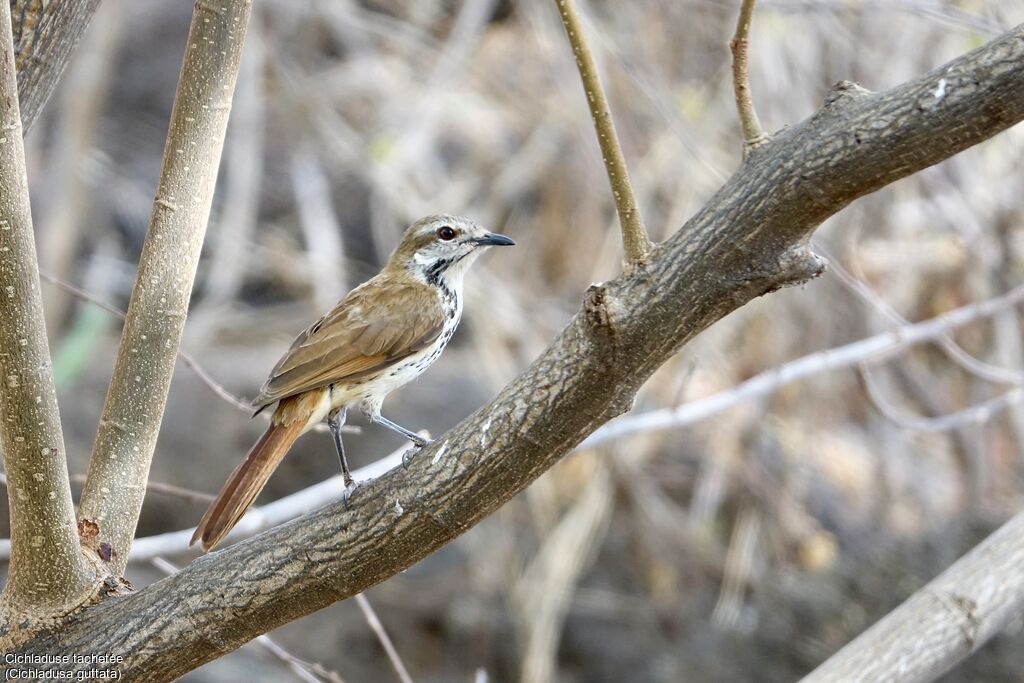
[401, 435, 432, 468]
[401, 446, 418, 469]
[342, 480, 360, 509]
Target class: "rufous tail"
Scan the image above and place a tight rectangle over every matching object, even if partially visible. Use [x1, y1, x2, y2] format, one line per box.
[190, 416, 305, 551]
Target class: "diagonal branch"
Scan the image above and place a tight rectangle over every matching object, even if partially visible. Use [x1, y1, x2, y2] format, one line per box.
[76, 0, 254, 577]
[12, 21, 1024, 679]
[0, 0, 101, 626]
[800, 509, 1024, 683]
[554, 0, 652, 269]
[730, 0, 769, 152]
[56, 280, 1024, 564]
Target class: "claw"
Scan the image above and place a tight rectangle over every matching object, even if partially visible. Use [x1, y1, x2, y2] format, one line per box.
[401, 447, 418, 469]
[342, 481, 360, 509]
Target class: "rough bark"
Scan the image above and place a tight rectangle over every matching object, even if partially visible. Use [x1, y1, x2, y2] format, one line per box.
[0, 0, 101, 632]
[11, 0, 102, 133]
[9, 22, 1024, 682]
[76, 0, 253, 577]
[800, 510, 1024, 683]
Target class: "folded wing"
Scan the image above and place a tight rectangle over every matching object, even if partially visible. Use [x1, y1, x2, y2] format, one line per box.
[252, 279, 445, 409]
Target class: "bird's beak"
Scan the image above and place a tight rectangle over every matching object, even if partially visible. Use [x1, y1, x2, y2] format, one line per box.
[474, 232, 516, 247]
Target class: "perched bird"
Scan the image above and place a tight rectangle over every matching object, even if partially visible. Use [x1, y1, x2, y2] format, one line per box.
[191, 215, 514, 550]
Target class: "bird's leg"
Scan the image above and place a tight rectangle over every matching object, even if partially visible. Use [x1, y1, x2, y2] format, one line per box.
[371, 413, 431, 448]
[327, 406, 354, 489]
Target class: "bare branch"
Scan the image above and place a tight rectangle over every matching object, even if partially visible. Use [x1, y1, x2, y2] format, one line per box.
[77, 0, 255, 576]
[553, 0, 652, 269]
[96, 444, 407, 561]
[730, 0, 769, 152]
[0, 0, 100, 629]
[513, 458, 613, 683]
[819, 243, 1024, 386]
[71, 474, 215, 505]
[859, 365, 1022, 433]
[204, 22, 265, 307]
[39, 272, 254, 414]
[354, 594, 415, 683]
[800, 509, 1024, 683]
[581, 282, 1024, 446]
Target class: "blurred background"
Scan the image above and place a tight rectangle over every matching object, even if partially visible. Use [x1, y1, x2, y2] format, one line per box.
[1, 0, 1023, 680]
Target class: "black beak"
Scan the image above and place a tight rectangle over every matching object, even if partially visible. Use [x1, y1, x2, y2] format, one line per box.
[474, 232, 515, 247]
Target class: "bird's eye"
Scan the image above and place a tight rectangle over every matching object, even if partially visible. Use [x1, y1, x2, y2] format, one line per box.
[437, 226, 457, 241]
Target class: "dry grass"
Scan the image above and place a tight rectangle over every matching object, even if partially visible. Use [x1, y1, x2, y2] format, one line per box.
[2, 0, 1024, 680]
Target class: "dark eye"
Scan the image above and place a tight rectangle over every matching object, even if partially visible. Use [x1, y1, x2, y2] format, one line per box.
[437, 226, 456, 241]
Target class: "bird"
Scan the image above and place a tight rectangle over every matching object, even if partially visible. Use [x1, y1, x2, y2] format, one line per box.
[190, 215, 514, 551]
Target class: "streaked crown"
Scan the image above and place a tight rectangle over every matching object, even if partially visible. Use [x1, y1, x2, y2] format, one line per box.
[387, 214, 515, 287]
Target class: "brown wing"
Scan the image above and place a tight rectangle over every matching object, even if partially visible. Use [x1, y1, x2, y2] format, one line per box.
[252, 278, 445, 409]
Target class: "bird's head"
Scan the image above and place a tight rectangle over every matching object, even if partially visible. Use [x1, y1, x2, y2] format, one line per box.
[389, 214, 515, 288]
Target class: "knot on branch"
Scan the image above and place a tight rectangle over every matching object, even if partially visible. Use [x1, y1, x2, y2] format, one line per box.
[823, 80, 873, 108]
[78, 517, 119, 566]
[583, 283, 622, 340]
[737, 246, 826, 298]
[77, 518, 99, 542]
[773, 245, 827, 292]
[100, 575, 134, 599]
[929, 588, 980, 652]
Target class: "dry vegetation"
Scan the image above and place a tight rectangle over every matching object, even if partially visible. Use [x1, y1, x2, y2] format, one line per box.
[2, 0, 1024, 681]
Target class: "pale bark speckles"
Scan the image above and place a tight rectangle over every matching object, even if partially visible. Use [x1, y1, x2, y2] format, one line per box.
[0, 0, 101, 634]
[77, 0, 254, 577]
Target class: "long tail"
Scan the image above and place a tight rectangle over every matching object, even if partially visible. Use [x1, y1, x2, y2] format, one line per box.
[191, 417, 305, 551]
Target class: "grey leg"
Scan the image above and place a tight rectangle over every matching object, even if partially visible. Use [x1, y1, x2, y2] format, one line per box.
[327, 406, 354, 488]
[371, 413, 430, 448]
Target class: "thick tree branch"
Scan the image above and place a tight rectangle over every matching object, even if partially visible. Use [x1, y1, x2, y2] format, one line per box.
[554, 0, 652, 269]
[0, 0, 100, 628]
[12, 22, 1024, 680]
[11, 0, 102, 134]
[30, 279, 1020, 564]
[730, 0, 769, 151]
[800, 510, 1024, 683]
[77, 0, 253, 576]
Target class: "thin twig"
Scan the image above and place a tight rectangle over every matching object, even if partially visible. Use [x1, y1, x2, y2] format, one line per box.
[730, 0, 769, 152]
[578, 282, 1024, 446]
[553, 0, 651, 269]
[819, 243, 1024, 385]
[69, 474, 215, 504]
[711, 506, 761, 630]
[39, 271, 254, 414]
[859, 365, 1023, 433]
[353, 593, 415, 683]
